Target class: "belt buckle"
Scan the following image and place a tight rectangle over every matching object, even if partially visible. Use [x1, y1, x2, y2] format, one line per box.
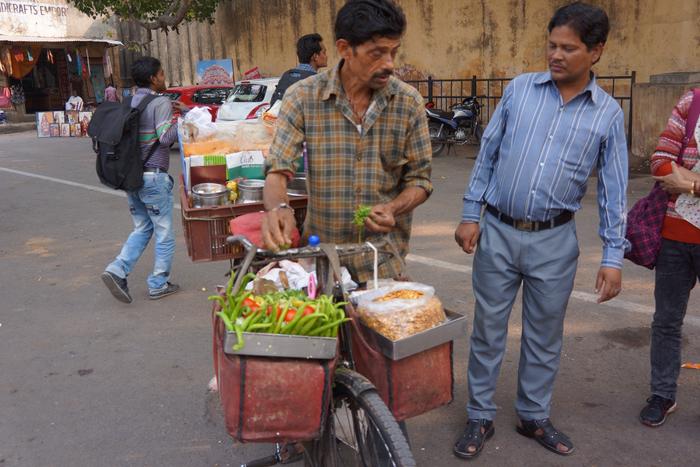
[514, 220, 535, 232]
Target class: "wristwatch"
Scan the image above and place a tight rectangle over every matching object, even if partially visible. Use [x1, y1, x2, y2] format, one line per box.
[269, 202, 294, 214]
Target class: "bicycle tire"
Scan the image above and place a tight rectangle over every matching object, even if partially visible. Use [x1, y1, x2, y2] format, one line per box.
[304, 369, 416, 467]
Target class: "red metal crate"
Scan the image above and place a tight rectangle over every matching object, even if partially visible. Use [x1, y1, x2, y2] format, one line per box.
[179, 176, 307, 262]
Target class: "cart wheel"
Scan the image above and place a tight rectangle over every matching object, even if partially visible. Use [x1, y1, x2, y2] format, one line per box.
[303, 369, 415, 467]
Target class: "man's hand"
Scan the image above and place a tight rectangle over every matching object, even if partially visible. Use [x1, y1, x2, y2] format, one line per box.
[653, 161, 693, 194]
[365, 203, 396, 233]
[454, 222, 480, 254]
[595, 267, 622, 303]
[261, 207, 296, 251]
[172, 100, 190, 113]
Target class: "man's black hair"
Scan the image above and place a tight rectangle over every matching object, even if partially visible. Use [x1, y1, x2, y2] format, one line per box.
[334, 0, 406, 47]
[548, 1, 609, 50]
[297, 33, 323, 64]
[131, 56, 162, 88]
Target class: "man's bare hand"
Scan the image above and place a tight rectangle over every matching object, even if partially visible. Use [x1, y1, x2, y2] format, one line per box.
[365, 204, 396, 233]
[455, 222, 480, 254]
[172, 100, 190, 113]
[261, 208, 296, 251]
[595, 267, 622, 303]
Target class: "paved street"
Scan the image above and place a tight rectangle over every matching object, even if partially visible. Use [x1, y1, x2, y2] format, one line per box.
[1, 131, 699, 467]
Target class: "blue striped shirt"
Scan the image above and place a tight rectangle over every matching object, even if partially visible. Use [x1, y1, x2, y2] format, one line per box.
[462, 72, 629, 269]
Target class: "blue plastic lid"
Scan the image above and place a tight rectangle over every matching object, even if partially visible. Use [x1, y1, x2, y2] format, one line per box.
[308, 235, 320, 247]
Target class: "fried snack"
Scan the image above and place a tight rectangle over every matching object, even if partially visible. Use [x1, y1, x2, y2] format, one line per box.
[358, 295, 446, 341]
[374, 289, 425, 302]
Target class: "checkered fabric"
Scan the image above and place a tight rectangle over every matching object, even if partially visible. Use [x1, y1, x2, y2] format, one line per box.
[266, 61, 433, 282]
[624, 183, 669, 269]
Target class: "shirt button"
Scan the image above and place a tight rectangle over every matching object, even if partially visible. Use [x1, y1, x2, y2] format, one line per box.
[559, 106, 564, 111]
[539, 162, 545, 167]
[531, 190, 535, 194]
[356, 155, 362, 161]
[356, 187, 362, 193]
[527, 215, 532, 220]
[549, 134, 554, 139]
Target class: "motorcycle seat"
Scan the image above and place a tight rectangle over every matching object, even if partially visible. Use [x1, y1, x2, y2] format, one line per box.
[427, 108, 454, 119]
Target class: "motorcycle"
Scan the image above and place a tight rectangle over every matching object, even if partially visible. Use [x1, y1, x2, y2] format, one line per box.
[426, 96, 483, 156]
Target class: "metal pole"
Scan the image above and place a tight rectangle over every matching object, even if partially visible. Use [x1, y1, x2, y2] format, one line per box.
[471, 75, 477, 96]
[628, 71, 636, 150]
[427, 75, 433, 104]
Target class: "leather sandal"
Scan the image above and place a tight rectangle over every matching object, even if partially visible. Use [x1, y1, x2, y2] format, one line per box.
[516, 418, 574, 456]
[453, 418, 494, 460]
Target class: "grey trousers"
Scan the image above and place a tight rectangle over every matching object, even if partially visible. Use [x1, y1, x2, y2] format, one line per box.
[467, 211, 579, 420]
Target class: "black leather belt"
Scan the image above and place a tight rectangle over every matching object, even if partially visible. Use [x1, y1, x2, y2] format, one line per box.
[486, 205, 573, 232]
[144, 167, 167, 173]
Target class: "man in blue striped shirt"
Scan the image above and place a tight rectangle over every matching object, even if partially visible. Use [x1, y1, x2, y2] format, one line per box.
[453, 2, 628, 459]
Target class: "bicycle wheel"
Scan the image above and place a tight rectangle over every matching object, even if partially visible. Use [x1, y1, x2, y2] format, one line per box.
[304, 369, 415, 467]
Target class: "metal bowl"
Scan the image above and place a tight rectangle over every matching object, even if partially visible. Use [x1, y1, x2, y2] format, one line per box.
[287, 176, 307, 197]
[237, 179, 265, 203]
[191, 183, 228, 208]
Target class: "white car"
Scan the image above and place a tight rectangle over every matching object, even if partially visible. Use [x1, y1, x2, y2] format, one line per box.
[217, 78, 280, 121]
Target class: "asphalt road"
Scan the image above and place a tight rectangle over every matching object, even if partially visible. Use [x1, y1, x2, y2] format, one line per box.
[1, 132, 699, 467]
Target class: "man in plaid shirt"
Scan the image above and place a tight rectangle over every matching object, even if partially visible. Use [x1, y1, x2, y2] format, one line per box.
[262, 0, 432, 283]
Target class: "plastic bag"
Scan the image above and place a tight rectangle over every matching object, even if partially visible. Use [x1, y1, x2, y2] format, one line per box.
[180, 107, 217, 142]
[355, 282, 446, 341]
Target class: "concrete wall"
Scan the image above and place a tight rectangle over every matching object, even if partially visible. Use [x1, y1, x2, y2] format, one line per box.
[0, 0, 115, 39]
[631, 77, 700, 173]
[147, 0, 700, 86]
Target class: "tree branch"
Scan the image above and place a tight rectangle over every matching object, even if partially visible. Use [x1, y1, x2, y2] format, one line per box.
[135, 0, 192, 32]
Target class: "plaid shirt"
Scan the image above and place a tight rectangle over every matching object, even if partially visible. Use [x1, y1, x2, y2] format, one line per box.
[266, 61, 433, 282]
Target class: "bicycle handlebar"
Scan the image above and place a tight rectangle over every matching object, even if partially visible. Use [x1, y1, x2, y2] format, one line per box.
[225, 235, 391, 260]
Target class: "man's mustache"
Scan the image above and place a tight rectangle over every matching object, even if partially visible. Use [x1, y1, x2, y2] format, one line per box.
[372, 70, 393, 79]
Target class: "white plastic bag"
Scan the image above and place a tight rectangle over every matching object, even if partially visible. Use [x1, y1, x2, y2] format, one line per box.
[180, 106, 217, 142]
[355, 282, 445, 341]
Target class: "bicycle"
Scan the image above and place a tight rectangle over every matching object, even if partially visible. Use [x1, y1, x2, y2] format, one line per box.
[223, 235, 416, 467]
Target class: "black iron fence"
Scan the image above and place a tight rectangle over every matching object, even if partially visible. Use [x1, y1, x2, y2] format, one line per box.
[406, 72, 636, 146]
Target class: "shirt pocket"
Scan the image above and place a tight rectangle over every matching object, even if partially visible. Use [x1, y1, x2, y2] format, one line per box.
[377, 128, 407, 173]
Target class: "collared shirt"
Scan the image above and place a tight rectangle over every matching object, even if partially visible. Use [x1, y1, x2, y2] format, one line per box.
[266, 61, 433, 281]
[462, 72, 629, 269]
[131, 87, 178, 171]
[295, 63, 316, 73]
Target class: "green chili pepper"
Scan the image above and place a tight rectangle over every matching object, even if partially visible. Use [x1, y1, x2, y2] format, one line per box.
[308, 318, 351, 336]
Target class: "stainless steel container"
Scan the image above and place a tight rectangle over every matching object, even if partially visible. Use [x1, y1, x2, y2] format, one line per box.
[237, 179, 265, 203]
[191, 183, 228, 208]
[287, 176, 307, 197]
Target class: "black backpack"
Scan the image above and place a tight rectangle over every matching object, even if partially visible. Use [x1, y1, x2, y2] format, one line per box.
[88, 95, 160, 191]
[270, 68, 316, 107]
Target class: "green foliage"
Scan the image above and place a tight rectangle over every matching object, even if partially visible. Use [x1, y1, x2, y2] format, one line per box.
[68, 0, 223, 30]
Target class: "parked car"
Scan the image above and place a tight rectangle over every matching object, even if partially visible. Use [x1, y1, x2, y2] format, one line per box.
[163, 84, 233, 121]
[217, 78, 280, 121]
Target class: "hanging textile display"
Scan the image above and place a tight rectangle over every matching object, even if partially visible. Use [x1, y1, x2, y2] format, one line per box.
[0, 47, 12, 76]
[75, 49, 82, 76]
[7, 46, 41, 79]
[103, 50, 113, 78]
[85, 48, 91, 76]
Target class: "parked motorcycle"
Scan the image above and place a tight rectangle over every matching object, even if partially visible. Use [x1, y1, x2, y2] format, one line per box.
[426, 96, 483, 156]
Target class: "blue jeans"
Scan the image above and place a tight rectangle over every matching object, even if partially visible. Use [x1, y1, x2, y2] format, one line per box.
[650, 239, 700, 400]
[106, 172, 175, 292]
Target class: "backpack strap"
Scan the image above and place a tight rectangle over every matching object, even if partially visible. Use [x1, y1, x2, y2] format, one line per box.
[684, 88, 700, 147]
[131, 93, 162, 167]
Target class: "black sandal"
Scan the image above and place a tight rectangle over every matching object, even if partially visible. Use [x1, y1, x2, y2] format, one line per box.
[453, 419, 494, 460]
[516, 418, 574, 456]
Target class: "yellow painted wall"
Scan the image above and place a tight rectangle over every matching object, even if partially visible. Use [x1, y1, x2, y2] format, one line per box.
[149, 0, 700, 86]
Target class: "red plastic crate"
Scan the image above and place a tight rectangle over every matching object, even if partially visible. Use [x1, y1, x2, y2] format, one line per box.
[179, 176, 307, 262]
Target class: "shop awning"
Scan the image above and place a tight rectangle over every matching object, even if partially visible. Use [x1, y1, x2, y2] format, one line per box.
[0, 36, 122, 47]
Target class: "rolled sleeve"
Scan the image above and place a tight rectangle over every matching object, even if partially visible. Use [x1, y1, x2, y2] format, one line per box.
[597, 109, 630, 270]
[401, 97, 433, 196]
[265, 90, 305, 177]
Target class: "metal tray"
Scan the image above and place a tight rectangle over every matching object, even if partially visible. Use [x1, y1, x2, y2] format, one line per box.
[223, 331, 337, 360]
[360, 309, 468, 360]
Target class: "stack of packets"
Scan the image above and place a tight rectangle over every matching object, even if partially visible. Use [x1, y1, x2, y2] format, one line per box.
[179, 111, 304, 194]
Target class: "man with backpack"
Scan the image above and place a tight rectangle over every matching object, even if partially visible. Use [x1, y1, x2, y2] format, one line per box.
[269, 33, 328, 107]
[100, 57, 183, 303]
